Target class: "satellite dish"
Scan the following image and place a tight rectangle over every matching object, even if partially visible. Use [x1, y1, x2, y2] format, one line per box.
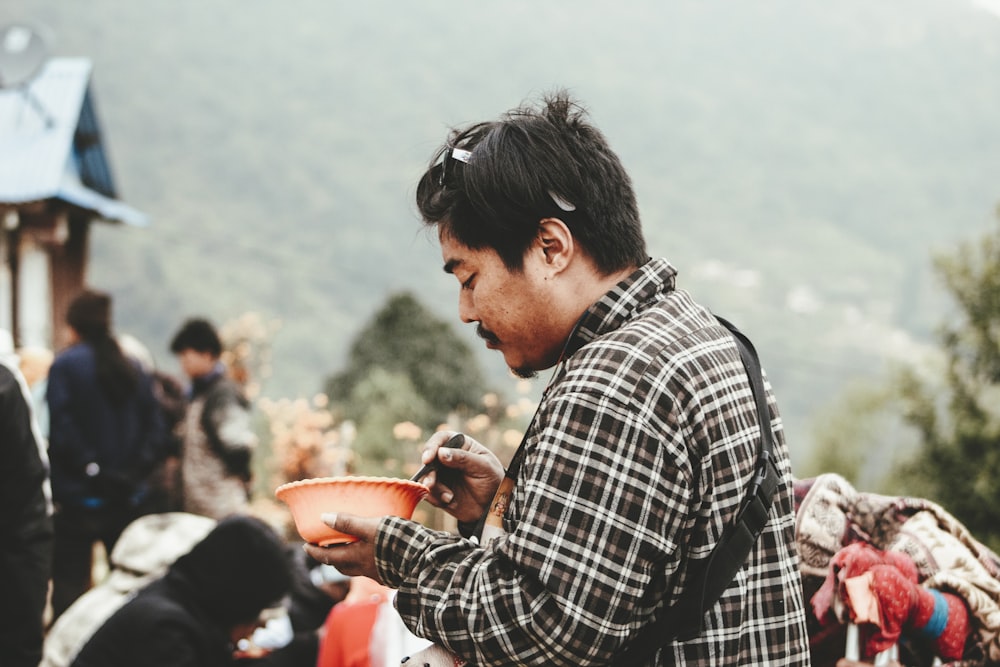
[0, 23, 50, 89]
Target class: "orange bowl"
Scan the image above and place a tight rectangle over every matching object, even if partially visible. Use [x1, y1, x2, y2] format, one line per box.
[275, 476, 429, 546]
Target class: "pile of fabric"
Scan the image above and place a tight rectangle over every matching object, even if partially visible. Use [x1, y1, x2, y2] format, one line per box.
[795, 474, 1000, 666]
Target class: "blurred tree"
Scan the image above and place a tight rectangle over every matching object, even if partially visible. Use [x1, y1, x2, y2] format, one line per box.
[799, 381, 915, 491]
[890, 216, 1000, 549]
[324, 291, 486, 421]
[323, 291, 488, 475]
[218, 312, 281, 400]
[345, 367, 434, 476]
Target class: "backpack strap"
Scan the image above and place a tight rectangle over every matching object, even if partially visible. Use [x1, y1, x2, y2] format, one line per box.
[199, 377, 253, 481]
[613, 316, 780, 664]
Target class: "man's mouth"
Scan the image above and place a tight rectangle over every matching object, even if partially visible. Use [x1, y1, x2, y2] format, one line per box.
[477, 324, 501, 349]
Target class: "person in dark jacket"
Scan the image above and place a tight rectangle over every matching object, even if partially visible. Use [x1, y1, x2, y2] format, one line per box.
[0, 354, 54, 667]
[46, 289, 168, 619]
[71, 514, 293, 667]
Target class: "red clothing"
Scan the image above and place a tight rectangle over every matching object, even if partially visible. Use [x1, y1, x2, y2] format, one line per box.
[316, 598, 383, 667]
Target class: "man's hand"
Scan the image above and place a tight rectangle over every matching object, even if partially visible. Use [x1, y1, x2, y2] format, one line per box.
[303, 513, 381, 581]
[416, 432, 504, 524]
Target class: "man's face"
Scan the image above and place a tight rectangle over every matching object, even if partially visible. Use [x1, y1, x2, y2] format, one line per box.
[441, 232, 565, 378]
[176, 348, 217, 380]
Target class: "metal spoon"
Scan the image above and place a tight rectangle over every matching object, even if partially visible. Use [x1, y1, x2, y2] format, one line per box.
[410, 433, 465, 482]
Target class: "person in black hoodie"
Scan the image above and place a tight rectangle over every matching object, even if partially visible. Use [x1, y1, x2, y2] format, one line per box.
[71, 514, 293, 667]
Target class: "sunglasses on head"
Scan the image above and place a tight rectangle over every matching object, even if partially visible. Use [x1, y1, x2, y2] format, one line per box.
[435, 144, 580, 216]
[437, 146, 473, 187]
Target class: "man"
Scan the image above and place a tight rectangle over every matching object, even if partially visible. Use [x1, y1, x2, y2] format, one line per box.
[307, 91, 811, 665]
[0, 350, 53, 667]
[41, 511, 216, 667]
[71, 514, 292, 667]
[170, 317, 256, 519]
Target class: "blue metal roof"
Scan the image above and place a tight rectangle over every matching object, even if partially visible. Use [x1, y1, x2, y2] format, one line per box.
[0, 57, 148, 226]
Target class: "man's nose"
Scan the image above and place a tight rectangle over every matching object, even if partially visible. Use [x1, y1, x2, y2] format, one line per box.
[458, 291, 477, 324]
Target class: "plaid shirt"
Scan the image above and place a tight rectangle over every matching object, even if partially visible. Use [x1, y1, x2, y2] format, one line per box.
[377, 258, 811, 666]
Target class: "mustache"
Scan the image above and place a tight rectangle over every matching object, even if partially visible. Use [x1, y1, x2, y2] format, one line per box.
[476, 324, 500, 346]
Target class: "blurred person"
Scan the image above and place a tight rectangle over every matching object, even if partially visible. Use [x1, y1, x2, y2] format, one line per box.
[314, 575, 434, 667]
[46, 289, 169, 620]
[41, 511, 216, 667]
[366, 587, 434, 667]
[306, 561, 353, 613]
[242, 553, 352, 667]
[287, 556, 351, 640]
[170, 317, 257, 519]
[0, 340, 54, 667]
[17, 343, 54, 441]
[70, 514, 293, 667]
[307, 91, 810, 665]
[120, 332, 188, 513]
[315, 577, 398, 667]
[143, 366, 187, 511]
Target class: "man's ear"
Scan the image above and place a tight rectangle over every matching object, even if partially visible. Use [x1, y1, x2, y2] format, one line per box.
[536, 218, 574, 271]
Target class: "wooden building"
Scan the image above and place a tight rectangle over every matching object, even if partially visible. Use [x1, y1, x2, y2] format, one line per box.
[0, 57, 148, 351]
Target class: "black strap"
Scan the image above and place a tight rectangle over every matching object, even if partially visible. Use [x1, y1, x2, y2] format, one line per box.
[613, 316, 780, 664]
[199, 378, 253, 480]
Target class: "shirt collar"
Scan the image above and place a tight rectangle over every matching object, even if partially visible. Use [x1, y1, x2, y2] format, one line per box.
[561, 257, 677, 359]
[190, 362, 226, 397]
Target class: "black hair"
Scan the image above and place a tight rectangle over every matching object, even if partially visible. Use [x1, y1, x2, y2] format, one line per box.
[415, 89, 647, 273]
[169, 318, 223, 358]
[66, 289, 138, 404]
[166, 514, 292, 626]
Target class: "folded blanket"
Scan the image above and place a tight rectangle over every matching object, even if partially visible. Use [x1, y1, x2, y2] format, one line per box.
[795, 473, 1000, 664]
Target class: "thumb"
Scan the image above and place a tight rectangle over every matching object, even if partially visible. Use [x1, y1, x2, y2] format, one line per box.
[321, 512, 365, 541]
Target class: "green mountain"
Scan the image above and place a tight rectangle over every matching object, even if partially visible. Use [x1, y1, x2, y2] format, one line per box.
[8, 0, 1000, 464]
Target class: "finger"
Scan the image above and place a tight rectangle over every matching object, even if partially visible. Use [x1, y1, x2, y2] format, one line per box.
[434, 445, 477, 473]
[438, 445, 460, 466]
[322, 512, 365, 541]
[419, 444, 436, 465]
[424, 480, 456, 507]
[434, 430, 462, 447]
[421, 431, 464, 464]
[302, 542, 332, 563]
[303, 541, 354, 567]
[301, 542, 365, 578]
[420, 469, 445, 500]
